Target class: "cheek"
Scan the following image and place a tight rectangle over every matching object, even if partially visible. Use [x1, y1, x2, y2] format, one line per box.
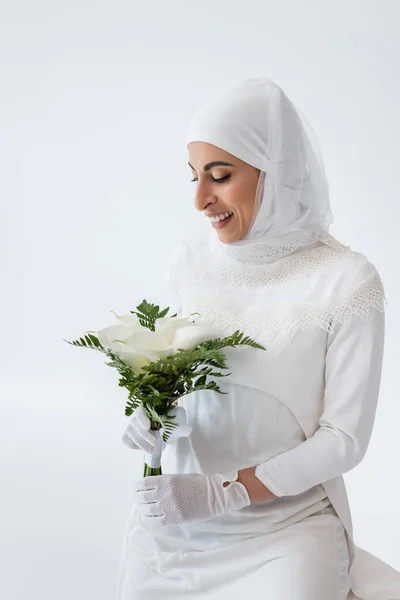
[230, 184, 255, 222]
[225, 182, 247, 208]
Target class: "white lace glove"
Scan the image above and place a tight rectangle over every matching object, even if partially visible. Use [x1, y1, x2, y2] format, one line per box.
[132, 470, 251, 528]
[122, 404, 192, 468]
[122, 404, 161, 453]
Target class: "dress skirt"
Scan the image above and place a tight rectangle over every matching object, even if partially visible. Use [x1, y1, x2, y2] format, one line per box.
[115, 504, 351, 600]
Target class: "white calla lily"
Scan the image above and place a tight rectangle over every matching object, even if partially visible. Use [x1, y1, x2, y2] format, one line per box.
[109, 311, 142, 327]
[154, 313, 198, 345]
[172, 324, 223, 350]
[97, 310, 221, 375]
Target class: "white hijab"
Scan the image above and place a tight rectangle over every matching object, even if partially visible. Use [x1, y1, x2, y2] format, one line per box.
[186, 77, 338, 260]
[166, 77, 385, 341]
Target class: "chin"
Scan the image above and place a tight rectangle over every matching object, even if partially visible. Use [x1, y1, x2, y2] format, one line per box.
[217, 231, 241, 244]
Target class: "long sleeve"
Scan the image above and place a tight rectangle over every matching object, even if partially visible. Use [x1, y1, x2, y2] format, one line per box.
[255, 307, 385, 497]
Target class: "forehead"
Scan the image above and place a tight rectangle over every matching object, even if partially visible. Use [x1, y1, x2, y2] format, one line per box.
[188, 142, 236, 163]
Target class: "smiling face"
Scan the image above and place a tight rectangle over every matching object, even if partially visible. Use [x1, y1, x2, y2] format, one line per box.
[188, 142, 261, 244]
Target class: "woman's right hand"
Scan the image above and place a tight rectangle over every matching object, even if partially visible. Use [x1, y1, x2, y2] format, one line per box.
[122, 402, 179, 453]
[122, 405, 161, 453]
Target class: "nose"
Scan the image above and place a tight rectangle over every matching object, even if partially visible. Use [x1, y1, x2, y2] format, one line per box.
[193, 181, 217, 213]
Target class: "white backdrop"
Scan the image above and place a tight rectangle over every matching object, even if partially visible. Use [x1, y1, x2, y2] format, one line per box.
[1, 1, 399, 598]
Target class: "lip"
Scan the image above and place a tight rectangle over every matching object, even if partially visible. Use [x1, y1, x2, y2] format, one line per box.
[211, 213, 234, 230]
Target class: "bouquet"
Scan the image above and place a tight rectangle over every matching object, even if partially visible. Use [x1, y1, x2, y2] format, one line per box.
[64, 300, 266, 476]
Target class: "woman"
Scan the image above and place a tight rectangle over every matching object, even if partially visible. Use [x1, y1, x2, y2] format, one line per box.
[116, 78, 400, 599]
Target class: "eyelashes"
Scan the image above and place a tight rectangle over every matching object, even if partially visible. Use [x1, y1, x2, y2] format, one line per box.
[190, 174, 231, 184]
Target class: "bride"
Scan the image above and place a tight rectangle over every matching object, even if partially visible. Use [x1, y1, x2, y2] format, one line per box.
[116, 77, 400, 599]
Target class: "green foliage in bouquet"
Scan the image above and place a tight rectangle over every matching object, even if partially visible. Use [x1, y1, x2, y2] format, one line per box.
[64, 300, 266, 442]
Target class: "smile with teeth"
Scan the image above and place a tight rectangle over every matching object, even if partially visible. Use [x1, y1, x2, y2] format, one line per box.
[209, 211, 233, 223]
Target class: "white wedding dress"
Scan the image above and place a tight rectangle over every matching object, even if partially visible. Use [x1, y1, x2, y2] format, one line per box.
[115, 234, 400, 600]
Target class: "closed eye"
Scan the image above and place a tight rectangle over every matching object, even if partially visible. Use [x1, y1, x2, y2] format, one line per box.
[190, 175, 231, 183]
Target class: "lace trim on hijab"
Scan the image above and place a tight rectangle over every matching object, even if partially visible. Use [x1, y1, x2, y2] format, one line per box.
[221, 226, 341, 264]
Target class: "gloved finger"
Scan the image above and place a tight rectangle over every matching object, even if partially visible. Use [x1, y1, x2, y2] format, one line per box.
[134, 488, 158, 504]
[159, 406, 192, 445]
[132, 477, 157, 493]
[121, 430, 139, 449]
[162, 423, 192, 445]
[169, 406, 188, 424]
[132, 405, 151, 431]
[127, 421, 156, 445]
[124, 426, 157, 453]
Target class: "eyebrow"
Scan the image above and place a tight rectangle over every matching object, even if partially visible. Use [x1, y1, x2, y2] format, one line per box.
[188, 160, 235, 172]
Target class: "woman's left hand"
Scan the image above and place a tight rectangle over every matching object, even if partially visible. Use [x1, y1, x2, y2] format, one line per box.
[132, 470, 251, 528]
